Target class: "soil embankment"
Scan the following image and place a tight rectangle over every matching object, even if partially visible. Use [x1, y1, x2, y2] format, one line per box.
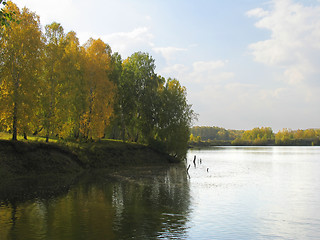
[0, 139, 177, 180]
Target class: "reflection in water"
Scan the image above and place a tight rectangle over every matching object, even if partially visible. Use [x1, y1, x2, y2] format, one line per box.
[0, 165, 190, 240]
[2, 146, 320, 239]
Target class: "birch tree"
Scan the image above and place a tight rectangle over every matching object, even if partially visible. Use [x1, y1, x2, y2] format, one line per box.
[81, 38, 115, 139]
[0, 2, 42, 140]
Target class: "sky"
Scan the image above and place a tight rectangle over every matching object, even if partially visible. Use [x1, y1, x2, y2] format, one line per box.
[14, 0, 320, 131]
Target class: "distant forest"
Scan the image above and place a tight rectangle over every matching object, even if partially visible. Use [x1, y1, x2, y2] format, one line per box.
[190, 126, 320, 146]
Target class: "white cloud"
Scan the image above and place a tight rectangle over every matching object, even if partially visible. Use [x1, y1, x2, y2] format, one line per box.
[77, 31, 97, 45]
[99, 27, 154, 58]
[160, 54, 319, 129]
[16, 0, 79, 28]
[192, 60, 226, 72]
[161, 60, 233, 83]
[246, 8, 269, 18]
[189, 60, 233, 83]
[247, 0, 320, 87]
[153, 47, 187, 62]
[188, 78, 320, 129]
[162, 64, 189, 77]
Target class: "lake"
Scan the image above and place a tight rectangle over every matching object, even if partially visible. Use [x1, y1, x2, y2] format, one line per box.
[1, 146, 320, 239]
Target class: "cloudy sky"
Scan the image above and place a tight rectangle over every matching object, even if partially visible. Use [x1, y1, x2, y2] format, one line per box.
[14, 0, 320, 130]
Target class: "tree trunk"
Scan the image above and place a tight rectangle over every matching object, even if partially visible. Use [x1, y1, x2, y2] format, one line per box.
[86, 87, 94, 139]
[33, 127, 43, 136]
[121, 124, 126, 142]
[134, 132, 139, 142]
[12, 63, 19, 141]
[12, 101, 17, 141]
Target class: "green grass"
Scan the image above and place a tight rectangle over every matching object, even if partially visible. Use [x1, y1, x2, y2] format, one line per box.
[0, 132, 11, 140]
[0, 132, 145, 149]
[0, 132, 58, 142]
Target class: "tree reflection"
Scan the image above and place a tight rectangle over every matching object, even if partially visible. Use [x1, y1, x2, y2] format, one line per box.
[0, 165, 190, 239]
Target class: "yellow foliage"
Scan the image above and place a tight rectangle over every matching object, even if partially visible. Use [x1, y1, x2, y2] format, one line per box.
[0, 2, 43, 138]
[80, 38, 116, 139]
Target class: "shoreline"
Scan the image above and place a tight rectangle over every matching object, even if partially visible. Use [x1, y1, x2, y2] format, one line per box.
[0, 139, 179, 181]
[189, 139, 320, 148]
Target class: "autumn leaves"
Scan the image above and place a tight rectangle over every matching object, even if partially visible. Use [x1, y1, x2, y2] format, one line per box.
[0, 2, 194, 159]
[0, 3, 42, 140]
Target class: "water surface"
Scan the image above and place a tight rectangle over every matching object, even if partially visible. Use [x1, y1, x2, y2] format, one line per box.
[186, 146, 320, 239]
[1, 146, 320, 239]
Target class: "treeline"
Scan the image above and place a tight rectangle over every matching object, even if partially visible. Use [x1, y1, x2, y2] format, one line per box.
[190, 126, 320, 146]
[190, 126, 243, 141]
[0, 2, 195, 159]
[274, 128, 320, 146]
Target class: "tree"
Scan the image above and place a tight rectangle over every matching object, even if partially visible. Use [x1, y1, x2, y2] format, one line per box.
[0, 2, 197, 159]
[58, 31, 85, 139]
[294, 129, 304, 139]
[0, 0, 18, 26]
[275, 128, 293, 145]
[118, 52, 159, 142]
[189, 133, 195, 142]
[217, 129, 228, 140]
[155, 78, 195, 158]
[0, 2, 43, 140]
[106, 52, 123, 139]
[190, 126, 241, 141]
[41, 22, 66, 142]
[80, 38, 115, 139]
[241, 127, 274, 145]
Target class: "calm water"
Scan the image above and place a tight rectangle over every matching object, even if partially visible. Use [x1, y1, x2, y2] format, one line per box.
[1, 146, 320, 239]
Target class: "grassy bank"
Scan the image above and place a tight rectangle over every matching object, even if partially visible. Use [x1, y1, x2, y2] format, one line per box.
[0, 139, 178, 181]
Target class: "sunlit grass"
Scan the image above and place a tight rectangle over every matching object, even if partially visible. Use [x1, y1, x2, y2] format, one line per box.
[0, 131, 142, 150]
[0, 132, 11, 140]
[0, 132, 58, 143]
[0, 132, 139, 155]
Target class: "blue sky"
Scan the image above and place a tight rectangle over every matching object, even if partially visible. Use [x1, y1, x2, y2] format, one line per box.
[15, 0, 320, 130]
